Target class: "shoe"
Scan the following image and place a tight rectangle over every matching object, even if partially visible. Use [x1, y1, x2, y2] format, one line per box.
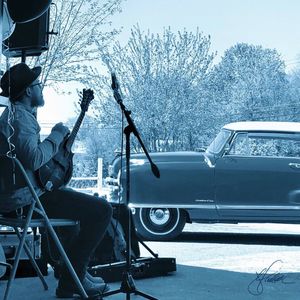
[85, 271, 105, 284]
[56, 277, 110, 298]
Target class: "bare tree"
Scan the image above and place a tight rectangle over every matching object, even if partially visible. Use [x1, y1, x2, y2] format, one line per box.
[87, 25, 216, 152]
[2, 0, 123, 89]
[286, 66, 300, 121]
[206, 43, 288, 125]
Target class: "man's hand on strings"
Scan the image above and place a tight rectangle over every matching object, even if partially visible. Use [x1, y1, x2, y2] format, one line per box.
[51, 122, 70, 138]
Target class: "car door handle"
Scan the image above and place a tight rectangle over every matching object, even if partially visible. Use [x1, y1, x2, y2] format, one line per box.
[289, 163, 300, 169]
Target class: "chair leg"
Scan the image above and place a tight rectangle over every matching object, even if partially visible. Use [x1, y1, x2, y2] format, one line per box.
[3, 226, 31, 300]
[14, 229, 48, 291]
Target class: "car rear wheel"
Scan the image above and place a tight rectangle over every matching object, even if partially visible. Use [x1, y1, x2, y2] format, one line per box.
[133, 207, 186, 241]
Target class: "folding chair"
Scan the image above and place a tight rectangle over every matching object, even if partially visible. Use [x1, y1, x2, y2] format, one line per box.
[0, 155, 89, 300]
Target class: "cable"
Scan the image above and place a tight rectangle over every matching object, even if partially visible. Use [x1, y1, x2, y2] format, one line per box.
[4, 55, 16, 159]
[5, 102, 16, 158]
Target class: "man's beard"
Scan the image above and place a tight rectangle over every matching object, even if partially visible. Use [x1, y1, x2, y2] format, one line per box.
[32, 96, 45, 107]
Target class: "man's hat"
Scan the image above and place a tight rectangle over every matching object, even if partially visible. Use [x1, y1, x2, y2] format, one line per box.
[0, 63, 41, 101]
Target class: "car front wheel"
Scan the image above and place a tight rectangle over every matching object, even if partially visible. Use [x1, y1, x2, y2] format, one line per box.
[133, 207, 186, 241]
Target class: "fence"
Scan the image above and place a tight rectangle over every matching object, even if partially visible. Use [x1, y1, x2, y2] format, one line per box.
[68, 158, 106, 196]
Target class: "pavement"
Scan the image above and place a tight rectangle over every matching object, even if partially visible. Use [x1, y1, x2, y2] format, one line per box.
[2, 223, 300, 299]
[1, 262, 300, 300]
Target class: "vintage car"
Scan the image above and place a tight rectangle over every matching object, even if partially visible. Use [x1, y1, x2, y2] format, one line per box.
[105, 121, 300, 240]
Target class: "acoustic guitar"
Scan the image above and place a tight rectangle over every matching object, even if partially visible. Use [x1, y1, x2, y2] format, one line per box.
[37, 89, 94, 191]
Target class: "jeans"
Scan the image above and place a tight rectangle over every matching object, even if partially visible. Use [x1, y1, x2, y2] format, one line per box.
[40, 187, 113, 281]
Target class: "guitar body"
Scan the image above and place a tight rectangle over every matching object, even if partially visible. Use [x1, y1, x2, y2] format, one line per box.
[37, 144, 74, 191]
[36, 88, 94, 191]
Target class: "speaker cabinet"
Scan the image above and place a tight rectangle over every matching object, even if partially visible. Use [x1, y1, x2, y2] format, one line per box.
[3, 9, 50, 57]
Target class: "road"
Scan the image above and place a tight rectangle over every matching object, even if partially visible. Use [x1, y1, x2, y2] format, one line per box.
[138, 223, 300, 299]
[2, 222, 300, 299]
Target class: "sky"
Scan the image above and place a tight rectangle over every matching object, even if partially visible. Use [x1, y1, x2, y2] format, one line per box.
[37, 0, 300, 125]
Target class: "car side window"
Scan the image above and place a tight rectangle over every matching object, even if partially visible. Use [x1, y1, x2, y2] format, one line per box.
[228, 133, 250, 156]
[228, 132, 300, 158]
[273, 139, 300, 157]
[248, 138, 279, 156]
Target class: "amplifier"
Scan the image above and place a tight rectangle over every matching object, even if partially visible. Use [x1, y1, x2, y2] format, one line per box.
[0, 228, 41, 261]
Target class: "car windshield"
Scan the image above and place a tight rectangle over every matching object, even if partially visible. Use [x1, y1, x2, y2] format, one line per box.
[206, 129, 232, 154]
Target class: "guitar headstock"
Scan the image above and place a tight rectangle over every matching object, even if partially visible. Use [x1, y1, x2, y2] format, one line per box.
[79, 88, 94, 112]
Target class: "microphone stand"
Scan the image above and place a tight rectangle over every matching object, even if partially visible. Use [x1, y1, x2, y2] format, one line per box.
[103, 74, 160, 300]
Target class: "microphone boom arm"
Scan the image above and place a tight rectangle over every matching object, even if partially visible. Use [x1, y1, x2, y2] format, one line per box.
[111, 73, 160, 178]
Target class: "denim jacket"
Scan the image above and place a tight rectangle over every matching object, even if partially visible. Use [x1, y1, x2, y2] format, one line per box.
[0, 102, 65, 211]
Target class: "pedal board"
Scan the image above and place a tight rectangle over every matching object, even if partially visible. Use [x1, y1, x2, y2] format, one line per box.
[88, 257, 176, 283]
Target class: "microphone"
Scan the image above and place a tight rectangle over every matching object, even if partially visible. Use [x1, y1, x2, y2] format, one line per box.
[111, 72, 119, 90]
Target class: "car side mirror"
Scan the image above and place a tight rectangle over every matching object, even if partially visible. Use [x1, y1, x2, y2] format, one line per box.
[223, 144, 230, 155]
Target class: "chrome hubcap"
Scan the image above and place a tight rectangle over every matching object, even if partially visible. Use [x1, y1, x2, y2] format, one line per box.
[149, 208, 170, 225]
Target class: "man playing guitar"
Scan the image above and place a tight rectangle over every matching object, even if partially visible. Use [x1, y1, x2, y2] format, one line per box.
[0, 63, 112, 298]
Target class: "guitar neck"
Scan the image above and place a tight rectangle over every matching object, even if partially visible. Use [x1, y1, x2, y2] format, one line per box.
[65, 111, 85, 150]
